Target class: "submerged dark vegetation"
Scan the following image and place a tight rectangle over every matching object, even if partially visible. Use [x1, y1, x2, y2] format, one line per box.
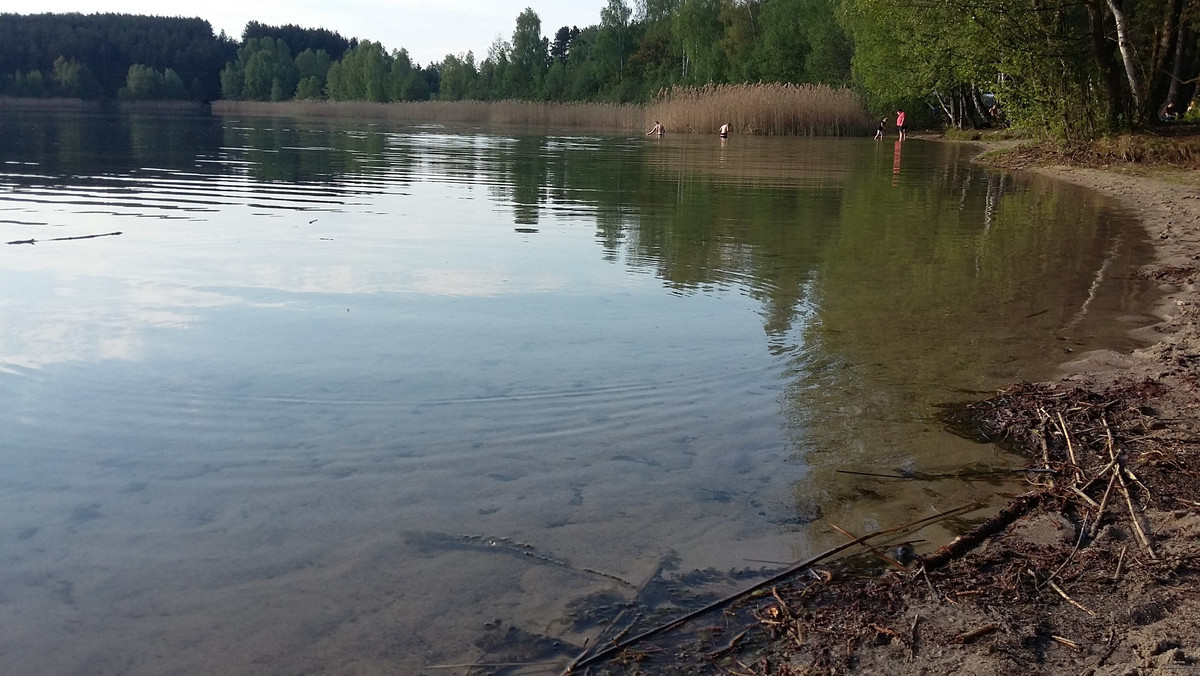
[2, 0, 1198, 138]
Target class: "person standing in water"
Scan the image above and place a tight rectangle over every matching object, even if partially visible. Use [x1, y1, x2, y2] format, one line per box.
[647, 121, 664, 137]
[895, 110, 907, 141]
[874, 118, 886, 140]
[718, 122, 730, 138]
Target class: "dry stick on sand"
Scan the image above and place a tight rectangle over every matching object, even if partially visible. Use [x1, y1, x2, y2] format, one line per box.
[829, 523, 907, 570]
[1045, 578, 1098, 616]
[1103, 420, 1157, 559]
[561, 504, 980, 675]
[919, 491, 1045, 569]
[1089, 470, 1121, 539]
[1041, 514, 1088, 588]
[1094, 468, 1118, 537]
[835, 468, 1054, 481]
[1056, 411, 1082, 481]
[953, 623, 999, 644]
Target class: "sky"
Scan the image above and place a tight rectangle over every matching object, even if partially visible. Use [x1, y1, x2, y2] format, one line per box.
[6, 0, 608, 66]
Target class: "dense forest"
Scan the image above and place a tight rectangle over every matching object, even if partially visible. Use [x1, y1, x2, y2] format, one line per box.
[1, 0, 1198, 138]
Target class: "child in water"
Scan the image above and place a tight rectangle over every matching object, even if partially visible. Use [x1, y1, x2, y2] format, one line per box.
[874, 118, 886, 140]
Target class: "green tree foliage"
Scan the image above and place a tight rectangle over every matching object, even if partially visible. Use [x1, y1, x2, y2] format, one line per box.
[51, 56, 102, 98]
[550, 26, 580, 63]
[219, 62, 243, 100]
[597, 0, 634, 82]
[479, 38, 513, 100]
[838, 0, 1200, 136]
[295, 76, 324, 100]
[791, 0, 852, 85]
[673, 0, 725, 83]
[752, 0, 809, 83]
[243, 38, 299, 100]
[718, 0, 757, 83]
[509, 8, 549, 99]
[241, 21, 353, 60]
[118, 64, 189, 100]
[0, 13, 233, 100]
[295, 49, 332, 90]
[439, 52, 479, 100]
[324, 41, 431, 102]
[388, 49, 429, 101]
[4, 70, 48, 97]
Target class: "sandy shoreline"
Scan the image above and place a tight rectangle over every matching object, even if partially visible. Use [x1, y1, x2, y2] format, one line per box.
[1019, 160, 1200, 409]
[865, 146, 1200, 676]
[764, 145, 1200, 675]
[589, 143, 1200, 675]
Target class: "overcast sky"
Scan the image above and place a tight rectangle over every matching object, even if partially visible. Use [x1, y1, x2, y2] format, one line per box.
[7, 0, 608, 66]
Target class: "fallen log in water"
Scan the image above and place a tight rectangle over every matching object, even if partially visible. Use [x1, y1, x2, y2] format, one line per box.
[7, 231, 122, 245]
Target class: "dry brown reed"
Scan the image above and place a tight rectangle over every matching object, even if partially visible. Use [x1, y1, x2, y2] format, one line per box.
[646, 83, 872, 136]
[0, 96, 101, 111]
[211, 100, 645, 131]
[119, 100, 207, 113]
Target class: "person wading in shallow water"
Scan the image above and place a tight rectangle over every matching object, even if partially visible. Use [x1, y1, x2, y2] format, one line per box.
[718, 122, 730, 138]
[647, 121, 664, 137]
[896, 110, 907, 141]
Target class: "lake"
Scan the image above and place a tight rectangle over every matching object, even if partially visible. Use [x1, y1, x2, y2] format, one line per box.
[0, 109, 1154, 674]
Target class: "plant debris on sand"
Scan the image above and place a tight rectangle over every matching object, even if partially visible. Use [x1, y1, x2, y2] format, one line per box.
[562, 133, 1200, 676]
[570, 379, 1200, 676]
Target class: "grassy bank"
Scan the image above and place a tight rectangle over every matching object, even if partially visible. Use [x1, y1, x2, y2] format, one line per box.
[945, 124, 1200, 171]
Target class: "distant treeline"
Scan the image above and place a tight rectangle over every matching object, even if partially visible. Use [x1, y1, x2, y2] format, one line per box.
[2, 0, 1198, 138]
[0, 13, 233, 101]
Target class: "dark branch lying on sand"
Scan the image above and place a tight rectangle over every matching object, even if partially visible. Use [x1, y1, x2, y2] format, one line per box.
[562, 504, 981, 674]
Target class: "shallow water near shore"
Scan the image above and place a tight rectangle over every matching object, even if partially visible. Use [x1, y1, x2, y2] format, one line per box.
[0, 110, 1157, 674]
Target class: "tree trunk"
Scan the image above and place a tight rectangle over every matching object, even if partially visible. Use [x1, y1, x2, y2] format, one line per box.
[970, 86, 990, 127]
[1087, 0, 1124, 131]
[1150, 0, 1185, 111]
[1166, 22, 1194, 109]
[934, 91, 954, 127]
[1105, 0, 1145, 117]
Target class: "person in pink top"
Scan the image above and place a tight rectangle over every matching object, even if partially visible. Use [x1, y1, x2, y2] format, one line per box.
[896, 110, 907, 141]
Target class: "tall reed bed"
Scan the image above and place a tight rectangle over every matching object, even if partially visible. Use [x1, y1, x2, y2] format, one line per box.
[646, 83, 872, 136]
[214, 85, 872, 136]
[0, 96, 101, 111]
[212, 100, 646, 130]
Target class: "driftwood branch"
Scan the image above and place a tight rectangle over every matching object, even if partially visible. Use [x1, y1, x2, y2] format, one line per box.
[7, 231, 123, 245]
[562, 504, 979, 674]
[836, 468, 1053, 481]
[953, 623, 999, 644]
[918, 491, 1045, 569]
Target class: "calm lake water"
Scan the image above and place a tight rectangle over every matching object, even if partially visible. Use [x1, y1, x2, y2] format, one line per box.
[0, 109, 1154, 674]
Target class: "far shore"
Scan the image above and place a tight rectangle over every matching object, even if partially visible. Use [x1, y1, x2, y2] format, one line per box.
[0, 96, 206, 113]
